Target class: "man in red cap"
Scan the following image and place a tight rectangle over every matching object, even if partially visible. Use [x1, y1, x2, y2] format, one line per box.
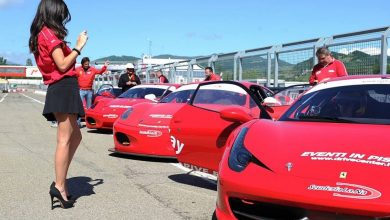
[309, 47, 348, 85]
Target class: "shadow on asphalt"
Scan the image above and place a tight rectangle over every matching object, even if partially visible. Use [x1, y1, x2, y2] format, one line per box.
[68, 177, 104, 200]
[109, 153, 178, 163]
[168, 174, 217, 191]
[87, 129, 113, 135]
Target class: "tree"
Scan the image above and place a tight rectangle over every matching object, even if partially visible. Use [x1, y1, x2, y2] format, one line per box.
[0, 57, 6, 65]
[26, 58, 33, 66]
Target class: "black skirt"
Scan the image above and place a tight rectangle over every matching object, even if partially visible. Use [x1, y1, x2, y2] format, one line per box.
[43, 76, 85, 121]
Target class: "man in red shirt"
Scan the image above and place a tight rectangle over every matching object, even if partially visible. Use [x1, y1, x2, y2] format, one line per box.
[76, 57, 109, 108]
[156, 70, 169, 83]
[204, 67, 221, 81]
[76, 57, 109, 127]
[309, 47, 348, 85]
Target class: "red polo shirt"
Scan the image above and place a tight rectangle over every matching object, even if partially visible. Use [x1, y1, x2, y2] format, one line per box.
[76, 66, 107, 90]
[205, 73, 221, 81]
[34, 26, 76, 85]
[309, 59, 348, 85]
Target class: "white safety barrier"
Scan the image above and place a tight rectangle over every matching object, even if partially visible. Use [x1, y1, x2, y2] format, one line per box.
[34, 90, 47, 96]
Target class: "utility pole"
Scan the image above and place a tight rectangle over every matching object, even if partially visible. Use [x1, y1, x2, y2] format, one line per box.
[147, 38, 152, 58]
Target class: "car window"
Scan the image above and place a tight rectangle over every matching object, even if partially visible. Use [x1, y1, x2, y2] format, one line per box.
[281, 84, 390, 125]
[160, 89, 195, 103]
[118, 87, 166, 99]
[96, 84, 113, 96]
[192, 83, 260, 116]
[249, 85, 272, 108]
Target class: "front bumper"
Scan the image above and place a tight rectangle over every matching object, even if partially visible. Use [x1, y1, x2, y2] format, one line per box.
[216, 160, 390, 219]
[111, 121, 176, 158]
[85, 110, 118, 129]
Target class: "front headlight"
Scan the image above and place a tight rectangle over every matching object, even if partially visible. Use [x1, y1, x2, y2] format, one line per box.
[120, 107, 133, 120]
[228, 127, 252, 172]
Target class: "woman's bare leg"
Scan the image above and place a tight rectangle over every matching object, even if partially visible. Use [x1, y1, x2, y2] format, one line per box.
[54, 113, 76, 201]
[65, 115, 82, 196]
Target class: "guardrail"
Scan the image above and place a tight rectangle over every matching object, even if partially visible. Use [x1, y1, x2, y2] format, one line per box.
[94, 26, 390, 89]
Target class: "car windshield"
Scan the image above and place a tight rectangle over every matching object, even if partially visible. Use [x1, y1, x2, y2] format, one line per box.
[118, 87, 167, 99]
[280, 84, 390, 125]
[160, 89, 195, 103]
[193, 89, 247, 106]
[96, 86, 123, 97]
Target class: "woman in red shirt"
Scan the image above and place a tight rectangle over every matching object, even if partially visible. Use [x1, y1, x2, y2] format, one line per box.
[29, 0, 87, 209]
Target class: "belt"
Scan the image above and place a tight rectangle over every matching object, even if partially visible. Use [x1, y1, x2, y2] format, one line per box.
[80, 88, 93, 91]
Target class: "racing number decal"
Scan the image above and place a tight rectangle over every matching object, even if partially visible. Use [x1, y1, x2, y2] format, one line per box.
[171, 136, 184, 154]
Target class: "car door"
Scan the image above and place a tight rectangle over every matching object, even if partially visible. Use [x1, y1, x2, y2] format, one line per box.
[170, 81, 269, 175]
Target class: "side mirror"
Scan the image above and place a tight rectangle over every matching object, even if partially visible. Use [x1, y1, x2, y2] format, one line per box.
[144, 94, 157, 102]
[263, 97, 280, 107]
[220, 107, 252, 123]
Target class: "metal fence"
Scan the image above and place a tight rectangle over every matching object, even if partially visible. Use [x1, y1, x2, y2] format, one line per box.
[95, 26, 390, 89]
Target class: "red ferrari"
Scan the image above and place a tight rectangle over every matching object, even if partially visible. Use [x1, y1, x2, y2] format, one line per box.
[85, 84, 179, 130]
[110, 83, 198, 158]
[212, 76, 390, 219]
[110, 81, 275, 158]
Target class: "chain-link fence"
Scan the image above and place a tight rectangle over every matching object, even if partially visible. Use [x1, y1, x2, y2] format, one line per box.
[278, 49, 313, 82]
[241, 54, 268, 82]
[328, 40, 382, 75]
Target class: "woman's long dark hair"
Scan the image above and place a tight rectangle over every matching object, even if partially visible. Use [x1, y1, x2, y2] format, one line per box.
[29, 0, 71, 54]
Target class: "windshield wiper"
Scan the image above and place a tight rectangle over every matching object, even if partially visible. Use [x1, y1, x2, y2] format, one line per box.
[298, 115, 356, 123]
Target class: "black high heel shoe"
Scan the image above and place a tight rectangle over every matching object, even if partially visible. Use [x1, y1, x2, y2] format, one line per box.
[50, 182, 74, 201]
[49, 183, 74, 209]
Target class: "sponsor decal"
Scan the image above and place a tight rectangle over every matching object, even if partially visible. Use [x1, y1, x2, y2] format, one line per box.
[139, 130, 162, 138]
[26, 67, 42, 78]
[149, 114, 173, 119]
[307, 182, 381, 200]
[181, 163, 218, 176]
[109, 105, 132, 108]
[301, 152, 390, 168]
[102, 114, 118, 119]
[138, 123, 169, 129]
[171, 136, 184, 154]
[329, 70, 335, 73]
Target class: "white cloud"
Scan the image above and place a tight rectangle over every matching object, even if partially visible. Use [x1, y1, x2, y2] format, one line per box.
[0, 52, 34, 65]
[0, 0, 23, 8]
[338, 47, 388, 56]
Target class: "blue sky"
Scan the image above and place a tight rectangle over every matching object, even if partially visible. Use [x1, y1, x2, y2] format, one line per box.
[0, 0, 389, 64]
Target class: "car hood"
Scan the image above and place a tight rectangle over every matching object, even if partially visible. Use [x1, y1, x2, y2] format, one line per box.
[244, 120, 390, 185]
[136, 103, 186, 128]
[100, 98, 150, 114]
[106, 98, 151, 108]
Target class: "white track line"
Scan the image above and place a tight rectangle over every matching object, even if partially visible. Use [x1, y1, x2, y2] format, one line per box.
[21, 93, 45, 105]
[170, 163, 218, 185]
[0, 93, 8, 103]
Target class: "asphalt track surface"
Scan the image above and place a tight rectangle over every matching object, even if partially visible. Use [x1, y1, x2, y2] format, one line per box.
[0, 92, 217, 219]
